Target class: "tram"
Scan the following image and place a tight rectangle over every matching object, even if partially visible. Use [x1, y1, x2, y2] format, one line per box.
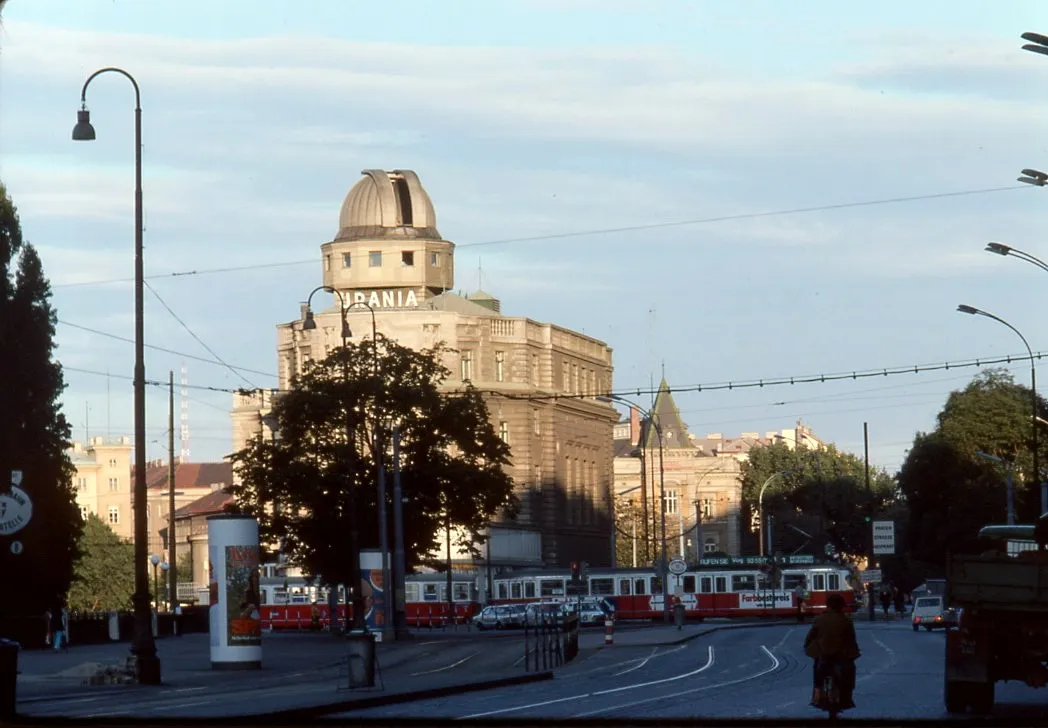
[255, 554, 857, 630]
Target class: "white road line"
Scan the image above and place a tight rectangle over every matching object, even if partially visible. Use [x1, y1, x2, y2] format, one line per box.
[410, 651, 480, 676]
[612, 647, 657, 676]
[772, 627, 796, 651]
[83, 711, 132, 718]
[573, 644, 780, 717]
[460, 645, 715, 719]
[172, 687, 208, 693]
[148, 698, 217, 712]
[43, 697, 101, 705]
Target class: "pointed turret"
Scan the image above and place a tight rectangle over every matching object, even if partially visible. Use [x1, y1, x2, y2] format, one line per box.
[643, 378, 693, 450]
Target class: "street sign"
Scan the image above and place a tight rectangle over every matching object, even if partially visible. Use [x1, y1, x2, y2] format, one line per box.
[668, 558, 687, 575]
[872, 521, 895, 555]
[862, 569, 882, 583]
[10, 541, 22, 555]
[0, 476, 32, 537]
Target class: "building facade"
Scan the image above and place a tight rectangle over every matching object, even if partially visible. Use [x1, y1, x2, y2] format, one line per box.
[69, 436, 133, 540]
[231, 169, 620, 571]
[612, 381, 823, 563]
[144, 460, 233, 561]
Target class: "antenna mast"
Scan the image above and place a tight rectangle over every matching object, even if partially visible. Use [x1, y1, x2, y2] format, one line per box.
[180, 362, 190, 462]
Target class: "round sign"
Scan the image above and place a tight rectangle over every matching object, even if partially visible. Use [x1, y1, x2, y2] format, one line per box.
[0, 484, 33, 536]
[10, 541, 23, 555]
[668, 558, 687, 575]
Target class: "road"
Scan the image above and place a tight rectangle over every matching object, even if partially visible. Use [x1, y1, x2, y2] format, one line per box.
[336, 620, 1048, 721]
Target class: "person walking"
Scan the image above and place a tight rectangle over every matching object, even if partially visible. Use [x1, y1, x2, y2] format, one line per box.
[51, 604, 68, 652]
[43, 608, 52, 647]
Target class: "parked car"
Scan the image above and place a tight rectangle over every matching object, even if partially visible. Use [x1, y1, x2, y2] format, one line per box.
[472, 604, 526, 630]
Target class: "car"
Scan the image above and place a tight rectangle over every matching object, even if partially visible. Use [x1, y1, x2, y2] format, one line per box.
[472, 604, 526, 630]
[912, 595, 951, 632]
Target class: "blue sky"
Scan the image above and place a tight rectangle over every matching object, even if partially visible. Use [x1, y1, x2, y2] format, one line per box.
[1, 0, 1047, 472]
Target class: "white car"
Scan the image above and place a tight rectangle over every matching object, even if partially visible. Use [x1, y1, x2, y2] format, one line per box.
[912, 595, 950, 632]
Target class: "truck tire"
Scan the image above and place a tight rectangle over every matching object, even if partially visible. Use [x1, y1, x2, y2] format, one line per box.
[944, 678, 967, 714]
[969, 681, 994, 714]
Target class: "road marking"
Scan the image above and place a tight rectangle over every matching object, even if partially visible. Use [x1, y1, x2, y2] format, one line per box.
[573, 644, 779, 717]
[148, 698, 217, 712]
[172, 687, 208, 693]
[772, 627, 796, 651]
[43, 697, 101, 705]
[612, 647, 658, 676]
[410, 650, 480, 676]
[83, 711, 132, 718]
[460, 645, 715, 719]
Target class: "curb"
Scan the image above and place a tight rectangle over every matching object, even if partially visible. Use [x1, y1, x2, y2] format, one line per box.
[261, 670, 555, 719]
[668, 619, 804, 646]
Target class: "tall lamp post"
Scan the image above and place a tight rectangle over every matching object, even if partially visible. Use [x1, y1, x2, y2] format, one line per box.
[597, 395, 669, 624]
[957, 305, 1040, 516]
[72, 67, 160, 685]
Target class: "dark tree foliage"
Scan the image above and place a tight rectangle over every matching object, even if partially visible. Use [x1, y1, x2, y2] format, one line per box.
[740, 441, 898, 559]
[229, 336, 517, 587]
[0, 182, 81, 620]
[896, 369, 1044, 570]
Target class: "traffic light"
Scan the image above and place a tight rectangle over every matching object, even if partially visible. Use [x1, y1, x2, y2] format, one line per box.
[580, 561, 590, 582]
[571, 561, 580, 581]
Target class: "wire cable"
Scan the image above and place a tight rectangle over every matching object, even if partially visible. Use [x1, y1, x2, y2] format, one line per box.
[145, 281, 257, 388]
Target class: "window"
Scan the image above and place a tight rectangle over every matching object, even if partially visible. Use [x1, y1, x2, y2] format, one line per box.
[633, 578, 647, 595]
[732, 574, 756, 592]
[531, 354, 540, 385]
[591, 578, 614, 596]
[812, 573, 826, 591]
[405, 583, 420, 602]
[714, 576, 727, 593]
[701, 498, 713, 520]
[423, 583, 438, 601]
[618, 579, 632, 596]
[524, 581, 536, 598]
[79, 505, 89, 519]
[430, 252, 439, 267]
[108, 458, 117, 468]
[572, 363, 579, 394]
[665, 488, 679, 515]
[827, 573, 840, 591]
[704, 537, 719, 554]
[108, 506, 119, 524]
[401, 251, 414, 267]
[497, 583, 508, 599]
[499, 421, 509, 444]
[562, 361, 569, 390]
[369, 251, 382, 267]
[108, 477, 118, 492]
[342, 253, 351, 268]
[460, 351, 473, 381]
[532, 410, 540, 436]
[682, 575, 696, 593]
[324, 255, 331, 272]
[783, 573, 806, 591]
[76, 477, 87, 491]
[539, 579, 564, 597]
[700, 577, 712, 594]
[494, 351, 505, 382]
[511, 582, 522, 599]
[453, 583, 470, 601]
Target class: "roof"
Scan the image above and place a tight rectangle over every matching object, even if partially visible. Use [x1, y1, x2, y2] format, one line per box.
[336, 169, 441, 242]
[643, 378, 693, 450]
[174, 488, 235, 519]
[424, 291, 503, 316]
[140, 462, 233, 491]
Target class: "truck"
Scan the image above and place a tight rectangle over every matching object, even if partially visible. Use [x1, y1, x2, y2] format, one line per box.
[944, 523, 1048, 714]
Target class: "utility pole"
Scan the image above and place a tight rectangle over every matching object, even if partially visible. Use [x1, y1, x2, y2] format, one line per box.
[168, 372, 176, 612]
[864, 421, 875, 622]
[694, 499, 703, 564]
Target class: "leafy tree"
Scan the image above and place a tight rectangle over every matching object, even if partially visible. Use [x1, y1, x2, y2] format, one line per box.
[0, 182, 80, 621]
[614, 496, 655, 567]
[229, 336, 517, 590]
[175, 552, 193, 584]
[896, 369, 1044, 569]
[740, 441, 898, 559]
[68, 514, 135, 612]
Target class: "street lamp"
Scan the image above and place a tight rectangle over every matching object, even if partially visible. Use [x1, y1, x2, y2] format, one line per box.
[597, 395, 670, 624]
[73, 67, 159, 685]
[1016, 169, 1048, 188]
[757, 472, 786, 557]
[957, 304, 1042, 516]
[986, 242, 1048, 274]
[150, 554, 161, 611]
[976, 450, 1016, 525]
[1021, 31, 1048, 58]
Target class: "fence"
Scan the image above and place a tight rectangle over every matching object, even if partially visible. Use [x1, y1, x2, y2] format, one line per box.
[523, 613, 579, 672]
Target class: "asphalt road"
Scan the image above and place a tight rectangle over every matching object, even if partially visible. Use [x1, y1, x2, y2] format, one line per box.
[336, 620, 1048, 721]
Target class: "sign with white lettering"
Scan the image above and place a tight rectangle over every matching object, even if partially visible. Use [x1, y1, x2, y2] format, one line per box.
[349, 289, 419, 310]
[668, 558, 687, 575]
[738, 593, 793, 610]
[0, 483, 32, 536]
[10, 540, 23, 555]
[862, 569, 882, 584]
[700, 554, 815, 567]
[872, 521, 895, 555]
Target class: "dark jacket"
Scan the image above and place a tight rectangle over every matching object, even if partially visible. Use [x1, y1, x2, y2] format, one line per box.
[804, 611, 860, 661]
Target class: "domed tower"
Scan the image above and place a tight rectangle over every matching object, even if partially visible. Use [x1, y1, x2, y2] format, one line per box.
[320, 169, 455, 307]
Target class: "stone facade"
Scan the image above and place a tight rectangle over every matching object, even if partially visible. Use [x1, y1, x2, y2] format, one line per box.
[231, 169, 619, 568]
[69, 437, 133, 540]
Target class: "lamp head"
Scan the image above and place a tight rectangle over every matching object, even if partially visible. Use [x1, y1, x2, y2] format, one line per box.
[1018, 169, 1048, 187]
[957, 304, 979, 315]
[150, 554, 160, 566]
[161, 561, 170, 571]
[302, 307, 317, 331]
[342, 321, 352, 339]
[71, 108, 96, 141]
[986, 242, 1012, 256]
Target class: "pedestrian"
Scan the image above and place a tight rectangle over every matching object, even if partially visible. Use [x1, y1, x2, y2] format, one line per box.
[51, 603, 68, 652]
[893, 587, 905, 615]
[794, 578, 810, 623]
[879, 585, 891, 618]
[672, 595, 685, 630]
[174, 604, 183, 637]
[43, 608, 52, 647]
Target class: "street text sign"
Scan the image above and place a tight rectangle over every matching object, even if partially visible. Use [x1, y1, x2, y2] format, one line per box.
[872, 521, 895, 555]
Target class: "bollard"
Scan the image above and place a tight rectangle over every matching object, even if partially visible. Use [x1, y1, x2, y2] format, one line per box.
[605, 614, 614, 645]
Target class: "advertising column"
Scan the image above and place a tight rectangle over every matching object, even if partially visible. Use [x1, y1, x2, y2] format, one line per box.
[359, 549, 388, 639]
[207, 515, 262, 669]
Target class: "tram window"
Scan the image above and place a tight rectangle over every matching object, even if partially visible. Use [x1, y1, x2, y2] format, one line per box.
[714, 576, 727, 593]
[591, 578, 615, 595]
[634, 578, 647, 595]
[424, 584, 438, 601]
[827, 573, 840, 591]
[540, 579, 564, 597]
[700, 577, 712, 594]
[732, 574, 756, 592]
[783, 573, 805, 591]
[511, 582, 522, 599]
[453, 583, 470, 601]
[618, 579, 631, 595]
[524, 581, 536, 598]
[758, 573, 780, 590]
[812, 573, 826, 591]
[682, 575, 696, 593]
[651, 576, 663, 594]
[498, 582, 509, 599]
[438, 585, 448, 602]
[406, 583, 420, 602]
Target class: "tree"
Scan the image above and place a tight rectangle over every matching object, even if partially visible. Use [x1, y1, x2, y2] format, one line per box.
[740, 440, 898, 559]
[896, 369, 1044, 570]
[614, 496, 652, 567]
[67, 514, 135, 612]
[0, 182, 81, 620]
[229, 336, 517, 589]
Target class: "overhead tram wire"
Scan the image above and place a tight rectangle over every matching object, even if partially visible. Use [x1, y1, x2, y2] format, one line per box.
[144, 281, 257, 388]
[51, 184, 1031, 289]
[62, 349, 1048, 400]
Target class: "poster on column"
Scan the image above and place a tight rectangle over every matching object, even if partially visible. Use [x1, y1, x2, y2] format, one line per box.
[360, 550, 387, 633]
[225, 544, 261, 646]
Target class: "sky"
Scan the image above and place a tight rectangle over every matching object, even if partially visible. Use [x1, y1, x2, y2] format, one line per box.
[1, 0, 1047, 473]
